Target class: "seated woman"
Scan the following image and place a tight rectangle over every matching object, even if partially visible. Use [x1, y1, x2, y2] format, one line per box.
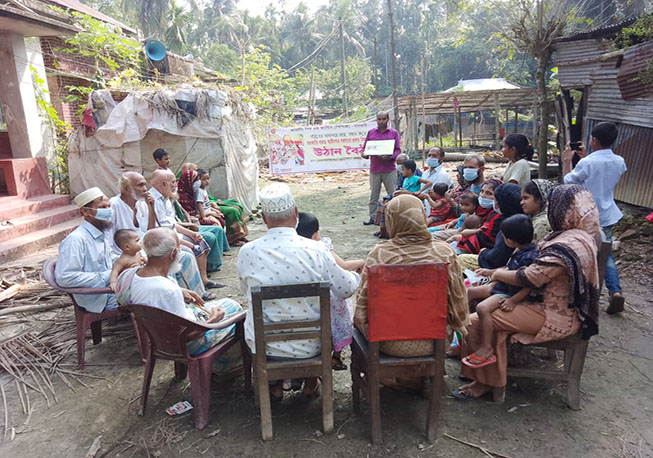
[116, 228, 243, 356]
[520, 179, 554, 243]
[175, 170, 230, 272]
[453, 184, 600, 400]
[456, 183, 524, 271]
[178, 163, 249, 245]
[355, 194, 469, 389]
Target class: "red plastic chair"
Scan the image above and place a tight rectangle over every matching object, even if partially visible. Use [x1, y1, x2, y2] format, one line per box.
[42, 257, 119, 369]
[120, 303, 251, 430]
[351, 263, 448, 444]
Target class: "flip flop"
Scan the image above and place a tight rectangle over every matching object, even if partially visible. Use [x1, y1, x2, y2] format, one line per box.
[204, 281, 225, 289]
[202, 292, 217, 301]
[451, 389, 476, 401]
[457, 374, 473, 382]
[331, 356, 347, 371]
[462, 353, 497, 368]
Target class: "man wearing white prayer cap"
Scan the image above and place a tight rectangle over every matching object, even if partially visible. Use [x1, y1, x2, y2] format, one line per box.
[55, 187, 118, 313]
[237, 183, 360, 400]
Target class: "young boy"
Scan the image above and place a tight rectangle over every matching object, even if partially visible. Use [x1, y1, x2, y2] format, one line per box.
[429, 192, 479, 233]
[296, 212, 363, 371]
[462, 214, 539, 368]
[153, 148, 170, 170]
[425, 183, 453, 225]
[395, 159, 431, 195]
[110, 229, 146, 291]
[195, 169, 224, 225]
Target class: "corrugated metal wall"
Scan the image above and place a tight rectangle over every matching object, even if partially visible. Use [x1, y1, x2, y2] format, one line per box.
[554, 39, 612, 87]
[586, 119, 653, 208]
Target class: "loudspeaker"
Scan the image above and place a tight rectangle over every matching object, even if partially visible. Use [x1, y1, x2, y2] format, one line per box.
[145, 40, 166, 61]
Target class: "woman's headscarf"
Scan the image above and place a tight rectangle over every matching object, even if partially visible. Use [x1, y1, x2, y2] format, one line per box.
[532, 179, 555, 209]
[177, 170, 198, 215]
[531, 184, 600, 339]
[385, 194, 431, 242]
[494, 183, 523, 217]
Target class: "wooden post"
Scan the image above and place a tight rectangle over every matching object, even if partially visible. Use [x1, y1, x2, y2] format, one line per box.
[421, 53, 426, 168]
[458, 107, 463, 149]
[438, 113, 443, 148]
[514, 108, 518, 133]
[386, 0, 400, 129]
[453, 109, 458, 149]
[412, 97, 419, 155]
[494, 92, 501, 150]
[373, 36, 379, 99]
[339, 18, 348, 118]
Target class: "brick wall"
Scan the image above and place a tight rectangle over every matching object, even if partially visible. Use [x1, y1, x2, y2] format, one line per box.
[41, 37, 98, 79]
[46, 74, 90, 131]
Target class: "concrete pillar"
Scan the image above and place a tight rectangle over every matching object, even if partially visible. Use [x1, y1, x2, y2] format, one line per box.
[0, 33, 46, 158]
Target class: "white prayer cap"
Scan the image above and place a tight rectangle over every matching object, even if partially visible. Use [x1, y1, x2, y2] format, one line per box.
[260, 183, 295, 214]
[73, 187, 105, 208]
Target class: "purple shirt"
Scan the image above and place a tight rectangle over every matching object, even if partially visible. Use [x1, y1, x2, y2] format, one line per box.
[363, 127, 401, 173]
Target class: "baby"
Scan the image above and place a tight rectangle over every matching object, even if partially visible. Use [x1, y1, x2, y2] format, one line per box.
[110, 229, 146, 291]
[430, 192, 479, 234]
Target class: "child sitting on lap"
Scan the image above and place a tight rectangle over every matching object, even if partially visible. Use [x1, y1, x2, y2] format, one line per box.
[462, 214, 539, 368]
[426, 182, 454, 226]
[430, 192, 479, 233]
[297, 212, 364, 371]
[110, 229, 146, 291]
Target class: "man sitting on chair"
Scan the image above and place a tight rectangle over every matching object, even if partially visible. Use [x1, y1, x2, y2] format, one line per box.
[55, 187, 117, 313]
[115, 227, 243, 356]
[237, 183, 360, 400]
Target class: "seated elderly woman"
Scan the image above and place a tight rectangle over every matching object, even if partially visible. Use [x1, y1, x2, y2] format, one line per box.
[355, 194, 469, 389]
[453, 184, 600, 400]
[116, 227, 243, 356]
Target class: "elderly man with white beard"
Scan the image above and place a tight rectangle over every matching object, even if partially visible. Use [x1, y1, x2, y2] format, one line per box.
[110, 171, 210, 300]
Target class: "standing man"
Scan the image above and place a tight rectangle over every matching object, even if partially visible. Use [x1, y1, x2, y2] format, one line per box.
[361, 111, 401, 225]
[563, 121, 627, 314]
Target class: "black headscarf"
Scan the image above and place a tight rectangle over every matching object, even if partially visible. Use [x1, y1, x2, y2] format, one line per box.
[494, 183, 523, 218]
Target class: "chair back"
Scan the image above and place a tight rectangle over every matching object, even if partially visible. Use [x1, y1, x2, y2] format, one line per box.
[122, 304, 207, 360]
[42, 257, 113, 295]
[366, 263, 448, 343]
[250, 282, 331, 359]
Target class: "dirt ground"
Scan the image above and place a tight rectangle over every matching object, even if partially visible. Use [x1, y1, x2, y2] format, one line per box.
[1, 166, 652, 458]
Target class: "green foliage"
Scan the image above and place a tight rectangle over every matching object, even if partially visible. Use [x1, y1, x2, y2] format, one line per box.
[615, 15, 653, 48]
[201, 44, 240, 76]
[30, 66, 71, 194]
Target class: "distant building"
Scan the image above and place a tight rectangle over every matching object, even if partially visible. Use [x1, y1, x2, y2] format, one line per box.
[444, 78, 522, 93]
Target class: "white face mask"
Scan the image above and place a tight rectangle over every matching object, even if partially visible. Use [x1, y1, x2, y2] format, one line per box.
[168, 249, 183, 275]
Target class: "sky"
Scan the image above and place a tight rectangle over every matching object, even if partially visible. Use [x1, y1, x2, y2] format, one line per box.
[237, 0, 329, 17]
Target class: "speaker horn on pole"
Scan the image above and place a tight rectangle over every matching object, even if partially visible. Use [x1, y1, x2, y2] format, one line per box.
[145, 40, 167, 61]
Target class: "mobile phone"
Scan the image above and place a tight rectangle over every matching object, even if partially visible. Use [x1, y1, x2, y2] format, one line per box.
[570, 141, 582, 150]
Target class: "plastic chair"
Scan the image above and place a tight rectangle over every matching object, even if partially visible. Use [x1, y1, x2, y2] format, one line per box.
[250, 282, 333, 441]
[498, 240, 612, 409]
[351, 263, 449, 444]
[42, 257, 118, 369]
[121, 303, 250, 430]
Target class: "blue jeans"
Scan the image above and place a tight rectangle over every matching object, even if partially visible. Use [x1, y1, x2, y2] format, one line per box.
[602, 225, 622, 294]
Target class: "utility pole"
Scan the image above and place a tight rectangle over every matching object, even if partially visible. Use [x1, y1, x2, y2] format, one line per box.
[339, 18, 348, 118]
[386, 0, 399, 129]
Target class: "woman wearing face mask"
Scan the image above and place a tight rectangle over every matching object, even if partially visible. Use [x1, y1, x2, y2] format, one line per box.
[502, 134, 534, 186]
[455, 183, 524, 272]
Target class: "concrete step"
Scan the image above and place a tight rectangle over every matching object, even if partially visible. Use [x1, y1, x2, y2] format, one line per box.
[0, 204, 80, 243]
[0, 194, 71, 221]
[0, 217, 82, 263]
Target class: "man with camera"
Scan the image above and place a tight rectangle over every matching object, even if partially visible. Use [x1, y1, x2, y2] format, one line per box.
[562, 121, 627, 314]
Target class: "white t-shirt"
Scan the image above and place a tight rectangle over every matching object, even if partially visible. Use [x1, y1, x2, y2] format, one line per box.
[109, 195, 150, 255]
[195, 187, 211, 211]
[128, 274, 195, 321]
[503, 159, 531, 186]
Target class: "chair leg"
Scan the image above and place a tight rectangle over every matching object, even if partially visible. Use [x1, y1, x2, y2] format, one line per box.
[257, 367, 274, 441]
[426, 341, 445, 442]
[174, 362, 187, 380]
[90, 320, 102, 345]
[567, 343, 588, 411]
[139, 356, 156, 416]
[368, 362, 382, 444]
[188, 360, 213, 430]
[492, 386, 506, 403]
[76, 316, 88, 370]
[241, 340, 252, 391]
[563, 348, 574, 373]
[252, 364, 260, 407]
[350, 349, 361, 415]
[322, 365, 334, 434]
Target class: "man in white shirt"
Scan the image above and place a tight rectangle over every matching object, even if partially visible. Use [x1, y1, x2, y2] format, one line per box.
[563, 121, 627, 314]
[238, 183, 360, 398]
[55, 187, 117, 313]
[419, 147, 453, 214]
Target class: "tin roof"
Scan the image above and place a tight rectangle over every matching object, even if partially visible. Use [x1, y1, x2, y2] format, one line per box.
[44, 0, 137, 34]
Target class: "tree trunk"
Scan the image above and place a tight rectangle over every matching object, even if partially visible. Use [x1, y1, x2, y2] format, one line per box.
[373, 36, 379, 99]
[536, 50, 551, 178]
[339, 18, 348, 118]
[386, 0, 400, 129]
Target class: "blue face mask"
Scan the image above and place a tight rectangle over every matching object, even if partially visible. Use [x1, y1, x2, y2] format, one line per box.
[493, 200, 502, 214]
[397, 164, 403, 172]
[463, 168, 479, 183]
[478, 197, 494, 209]
[426, 158, 441, 169]
[93, 207, 113, 222]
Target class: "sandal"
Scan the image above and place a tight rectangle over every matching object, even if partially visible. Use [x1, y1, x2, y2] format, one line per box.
[303, 378, 321, 399]
[606, 292, 625, 315]
[202, 292, 217, 301]
[462, 353, 497, 368]
[204, 281, 225, 289]
[331, 355, 347, 371]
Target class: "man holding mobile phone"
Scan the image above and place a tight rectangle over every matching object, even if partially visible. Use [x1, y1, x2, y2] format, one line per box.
[562, 122, 627, 314]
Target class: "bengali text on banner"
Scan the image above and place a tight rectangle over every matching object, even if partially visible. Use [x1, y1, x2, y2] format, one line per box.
[267, 122, 376, 174]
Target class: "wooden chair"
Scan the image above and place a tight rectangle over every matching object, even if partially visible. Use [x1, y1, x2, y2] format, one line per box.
[250, 282, 333, 441]
[496, 240, 612, 410]
[350, 263, 449, 444]
[120, 303, 251, 430]
[42, 257, 119, 369]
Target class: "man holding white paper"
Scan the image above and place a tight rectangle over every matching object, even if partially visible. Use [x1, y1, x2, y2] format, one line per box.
[361, 111, 402, 225]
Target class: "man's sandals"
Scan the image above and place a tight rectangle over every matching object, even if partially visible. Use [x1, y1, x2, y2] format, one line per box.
[204, 280, 225, 289]
[606, 292, 625, 315]
[462, 353, 497, 368]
